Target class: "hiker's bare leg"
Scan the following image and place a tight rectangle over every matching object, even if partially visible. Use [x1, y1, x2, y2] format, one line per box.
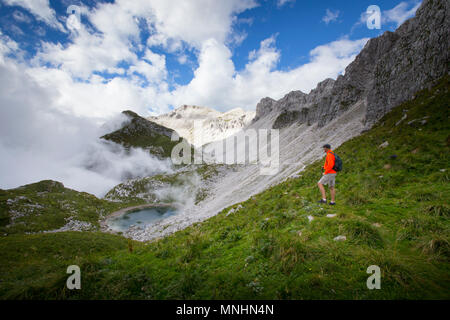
[317, 182, 326, 200]
[330, 186, 336, 202]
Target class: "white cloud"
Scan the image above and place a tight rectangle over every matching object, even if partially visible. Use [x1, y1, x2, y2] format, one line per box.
[13, 0, 261, 119]
[277, 0, 296, 8]
[32, 0, 257, 83]
[25, 65, 170, 118]
[177, 54, 188, 65]
[0, 0, 370, 121]
[2, 1, 370, 114]
[168, 36, 369, 111]
[0, 31, 20, 62]
[383, 1, 421, 27]
[3, 0, 65, 31]
[33, 4, 142, 80]
[322, 8, 340, 24]
[143, 0, 258, 49]
[128, 49, 168, 84]
[12, 10, 32, 23]
[20, 26, 368, 119]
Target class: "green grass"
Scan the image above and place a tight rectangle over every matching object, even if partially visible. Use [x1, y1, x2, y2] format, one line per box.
[0, 76, 449, 299]
[0, 232, 130, 299]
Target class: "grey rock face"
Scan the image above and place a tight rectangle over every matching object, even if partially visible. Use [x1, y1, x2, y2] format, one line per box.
[254, 97, 276, 122]
[366, 0, 449, 123]
[254, 0, 449, 129]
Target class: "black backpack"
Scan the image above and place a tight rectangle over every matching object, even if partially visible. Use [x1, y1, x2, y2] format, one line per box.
[331, 152, 343, 172]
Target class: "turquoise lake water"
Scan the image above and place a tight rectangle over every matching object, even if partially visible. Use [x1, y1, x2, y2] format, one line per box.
[108, 207, 177, 232]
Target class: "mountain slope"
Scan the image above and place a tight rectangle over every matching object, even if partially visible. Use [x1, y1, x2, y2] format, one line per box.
[101, 110, 180, 158]
[149, 105, 255, 147]
[1, 76, 448, 299]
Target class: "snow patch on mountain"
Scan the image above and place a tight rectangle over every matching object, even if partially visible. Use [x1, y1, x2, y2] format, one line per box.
[148, 105, 255, 147]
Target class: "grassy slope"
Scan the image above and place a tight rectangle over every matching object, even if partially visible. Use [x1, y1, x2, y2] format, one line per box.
[0, 77, 449, 299]
[0, 232, 130, 299]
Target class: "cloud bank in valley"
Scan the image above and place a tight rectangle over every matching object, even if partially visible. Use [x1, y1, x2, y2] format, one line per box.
[0, 51, 173, 196]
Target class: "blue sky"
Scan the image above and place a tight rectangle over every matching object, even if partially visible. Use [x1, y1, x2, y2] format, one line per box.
[0, 0, 421, 117]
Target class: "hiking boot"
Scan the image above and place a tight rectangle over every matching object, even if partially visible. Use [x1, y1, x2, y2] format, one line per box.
[318, 199, 327, 204]
[329, 202, 336, 206]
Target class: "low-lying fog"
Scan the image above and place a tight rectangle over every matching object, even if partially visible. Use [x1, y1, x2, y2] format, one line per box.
[0, 62, 173, 197]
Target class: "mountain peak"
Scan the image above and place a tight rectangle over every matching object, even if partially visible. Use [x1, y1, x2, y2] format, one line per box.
[101, 110, 179, 158]
[122, 110, 140, 118]
[149, 105, 255, 146]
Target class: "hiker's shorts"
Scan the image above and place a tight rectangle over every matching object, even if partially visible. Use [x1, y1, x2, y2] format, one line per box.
[318, 173, 336, 187]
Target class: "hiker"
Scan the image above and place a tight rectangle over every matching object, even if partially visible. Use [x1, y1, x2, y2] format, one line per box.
[317, 144, 337, 205]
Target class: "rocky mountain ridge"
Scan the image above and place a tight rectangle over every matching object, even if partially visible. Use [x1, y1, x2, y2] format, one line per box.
[255, 0, 449, 130]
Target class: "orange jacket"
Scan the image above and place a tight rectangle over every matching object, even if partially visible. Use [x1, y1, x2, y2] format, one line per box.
[323, 150, 337, 174]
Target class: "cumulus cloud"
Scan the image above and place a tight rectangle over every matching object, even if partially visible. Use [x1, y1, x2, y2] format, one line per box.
[34, 0, 257, 80]
[168, 36, 369, 111]
[144, 0, 258, 49]
[9, 0, 368, 117]
[0, 31, 20, 62]
[322, 9, 340, 24]
[25, 0, 261, 118]
[23, 34, 368, 118]
[33, 15, 140, 80]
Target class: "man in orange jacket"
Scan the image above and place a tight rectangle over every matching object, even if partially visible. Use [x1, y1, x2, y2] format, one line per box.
[317, 144, 336, 205]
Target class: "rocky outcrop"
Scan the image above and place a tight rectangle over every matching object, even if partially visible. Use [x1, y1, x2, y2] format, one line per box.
[257, 0, 449, 129]
[121, 110, 174, 138]
[101, 110, 179, 158]
[253, 97, 278, 122]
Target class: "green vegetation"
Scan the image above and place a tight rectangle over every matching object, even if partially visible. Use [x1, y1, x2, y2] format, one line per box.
[100, 110, 182, 158]
[0, 180, 142, 235]
[0, 232, 129, 299]
[0, 77, 449, 299]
